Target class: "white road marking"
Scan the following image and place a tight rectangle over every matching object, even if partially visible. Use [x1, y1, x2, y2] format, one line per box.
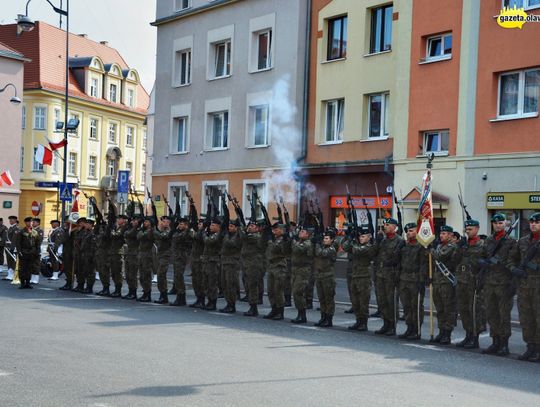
[402, 343, 445, 352]
[0, 370, 13, 377]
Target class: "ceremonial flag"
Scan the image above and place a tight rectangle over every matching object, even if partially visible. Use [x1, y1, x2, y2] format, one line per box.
[35, 144, 53, 166]
[416, 169, 435, 248]
[68, 189, 81, 224]
[0, 170, 14, 186]
[49, 138, 67, 151]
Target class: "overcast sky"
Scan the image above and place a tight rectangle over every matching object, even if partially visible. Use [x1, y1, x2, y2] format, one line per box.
[0, 0, 157, 92]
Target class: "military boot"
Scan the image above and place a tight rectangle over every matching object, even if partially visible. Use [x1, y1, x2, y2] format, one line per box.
[170, 293, 186, 306]
[258, 293, 264, 305]
[291, 309, 307, 324]
[263, 307, 277, 319]
[482, 337, 501, 355]
[219, 303, 236, 314]
[398, 325, 413, 339]
[464, 334, 479, 349]
[189, 296, 205, 308]
[406, 328, 421, 340]
[369, 309, 382, 318]
[430, 330, 444, 343]
[74, 284, 85, 292]
[137, 292, 151, 302]
[528, 344, 540, 362]
[320, 315, 333, 328]
[154, 293, 169, 304]
[385, 323, 396, 336]
[439, 330, 452, 345]
[518, 344, 535, 361]
[240, 295, 249, 302]
[59, 282, 72, 291]
[83, 285, 94, 294]
[496, 338, 510, 356]
[272, 307, 284, 320]
[456, 333, 471, 348]
[168, 285, 177, 295]
[204, 299, 217, 311]
[375, 320, 390, 335]
[347, 319, 362, 331]
[96, 286, 110, 296]
[314, 313, 327, 327]
[306, 300, 313, 310]
[284, 297, 292, 308]
[344, 306, 354, 314]
[244, 304, 258, 317]
[110, 286, 122, 298]
[122, 289, 137, 300]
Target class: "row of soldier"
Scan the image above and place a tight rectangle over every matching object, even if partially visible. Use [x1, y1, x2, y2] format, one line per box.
[0, 189, 539, 363]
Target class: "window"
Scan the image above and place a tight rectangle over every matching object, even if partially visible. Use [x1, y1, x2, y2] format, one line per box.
[368, 93, 390, 138]
[426, 33, 452, 61]
[257, 30, 272, 70]
[203, 183, 228, 215]
[141, 164, 146, 187]
[32, 147, 44, 172]
[142, 129, 147, 150]
[498, 69, 540, 118]
[175, 0, 190, 10]
[22, 105, 26, 129]
[243, 182, 267, 220]
[423, 130, 449, 155]
[90, 77, 98, 97]
[370, 4, 393, 54]
[173, 117, 188, 153]
[68, 152, 77, 176]
[107, 158, 116, 177]
[176, 49, 192, 85]
[324, 99, 345, 143]
[54, 108, 62, 129]
[249, 105, 270, 147]
[213, 41, 231, 78]
[34, 106, 46, 130]
[127, 89, 135, 107]
[504, 0, 540, 10]
[109, 122, 118, 143]
[327, 16, 348, 60]
[209, 111, 229, 149]
[89, 118, 98, 140]
[170, 184, 189, 216]
[125, 161, 133, 175]
[126, 126, 134, 146]
[109, 83, 118, 103]
[88, 155, 97, 178]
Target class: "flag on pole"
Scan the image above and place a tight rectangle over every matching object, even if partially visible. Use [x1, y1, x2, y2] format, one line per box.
[35, 144, 53, 166]
[49, 138, 67, 151]
[416, 169, 436, 248]
[0, 170, 14, 186]
[68, 189, 80, 223]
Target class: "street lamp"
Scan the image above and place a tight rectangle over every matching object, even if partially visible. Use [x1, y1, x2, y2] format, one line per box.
[0, 83, 21, 104]
[18, 0, 70, 222]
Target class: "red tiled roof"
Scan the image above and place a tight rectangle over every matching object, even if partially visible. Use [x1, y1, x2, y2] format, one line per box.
[0, 22, 148, 114]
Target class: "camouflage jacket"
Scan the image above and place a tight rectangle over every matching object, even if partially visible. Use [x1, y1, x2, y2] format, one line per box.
[221, 231, 242, 264]
[399, 240, 428, 283]
[266, 236, 291, 270]
[137, 227, 154, 253]
[124, 225, 139, 255]
[509, 234, 540, 279]
[432, 242, 457, 285]
[203, 231, 223, 262]
[480, 233, 516, 285]
[290, 238, 313, 269]
[453, 237, 485, 285]
[109, 224, 127, 255]
[375, 233, 405, 278]
[342, 238, 376, 278]
[17, 227, 40, 257]
[171, 228, 194, 260]
[315, 244, 337, 278]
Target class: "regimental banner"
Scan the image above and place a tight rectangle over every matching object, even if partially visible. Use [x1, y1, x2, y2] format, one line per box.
[417, 170, 435, 248]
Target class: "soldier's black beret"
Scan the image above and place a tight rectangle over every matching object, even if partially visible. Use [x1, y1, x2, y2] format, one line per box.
[384, 218, 398, 225]
[86, 218, 95, 225]
[453, 231, 461, 240]
[529, 212, 540, 222]
[211, 218, 222, 225]
[299, 226, 314, 233]
[32, 217, 41, 223]
[358, 226, 371, 235]
[0, 218, 2, 222]
[491, 213, 506, 222]
[465, 219, 480, 227]
[117, 214, 129, 220]
[8, 215, 18, 220]
[440, 225, 454, 233]
[290, 221, 297, 227]
[160, 215, 172, 221]
[177, 217, 189, 223]
[271, 222, 285, 229]
[144, 216, 155, 224]
[24, 216, 33, 222]
[324, 230, 336, 239]
[404, 222, 417, 232]
[198, 218, 205, 223]
[50, 219, 60, 224]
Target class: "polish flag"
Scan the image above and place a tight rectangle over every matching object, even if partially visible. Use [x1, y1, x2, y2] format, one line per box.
[0, 170, 14, 186]
[49, 138, 67, 151]
[35, 144, 53, 166]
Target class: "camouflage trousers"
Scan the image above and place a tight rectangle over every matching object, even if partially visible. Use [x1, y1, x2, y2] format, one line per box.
[82, 256, 95, 288]
[138, 253, 153, 294]
[375, 271, 399, 325]
[203, 259, 220, 301]
[96, 253, 108, 287]
[19, 255, 38, 282]
[156, 256, 170, 295]
[191, 259, 205, 299]
[517, 276, 540, 345]
[306, 268, 315, 306]
[172, 256, 187, 295]
[244, 260, 261, 305]
[63, 253, 74, 284]
[457, 281, 486, 334]
[292, 266, 311, 310]
[268, 264, 286, 308]
[350, 276, 371, 322]
[433, 283, 456, 331]
[124, 254, 138, 292]
[484, 282, 513, 339]
[283, 260, 292, 303]
[31, 254, 41, 276]
[99, 254, 123, 289]
[259, 264, 266, 301]
[6, 249, 16, 270]
[222, 261, 240, 304]
[316, 274, 336, 316]
[399, 279, 425, 330]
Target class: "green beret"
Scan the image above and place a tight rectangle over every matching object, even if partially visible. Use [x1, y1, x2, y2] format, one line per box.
[404, 222, 417, 232]
[117, 214, 129, 220]
[384, 218, 398, 226]
[440, 225, 454, 233]
[24, 216, 33, 222]
[491, 213, 506, 222]
[324, 230, 336, 239]
[210, 218, 222, 225]
[529, 212, 540, 222]
[358, 226, 371, 235]
[271, 222, 285, 229]
[465, 219, 480, 227]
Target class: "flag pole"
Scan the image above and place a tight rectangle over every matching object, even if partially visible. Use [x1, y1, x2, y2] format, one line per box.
[426, 155, 434, 341]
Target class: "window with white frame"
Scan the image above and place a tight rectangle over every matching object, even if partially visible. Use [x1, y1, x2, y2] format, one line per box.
[243, 181, 267, 220]
[370, 4, 393, 54]
[22, 105, 26, 129]
[90, 77, 99, 97]
[107, 158, 116, 177]
[68, 152, 77, 176]
[54, 108, 62, 129]
[142, 129, 147, 150]
[203, 182, 228, 215]
[32, 147, 44, 172]
[423, 130, 449, 155]
[426, 33, 452, 61]
[141, 163, 146, 187]
[126, 126, 135, 146]
[498, 68, 540, 118]
[327, 15, 348, 60]
[88, 155, 97, 178]
[368, 93, 390, 139]
[169, 184, 189, 216]
[175, 49, 192, 85]
[175, 0, 191, 10]
[324, 99, 344, 142]
[504, 0, 540, 10]
[256, 30, 272, 70]
[89, 118, 99, 140]
[109, 83, 118, 103]
[209, 111, 229, 149]
[249, 105, 270, 147]
[108, 122, 118, 143]
[213, 40, 231, 78]
[127, 88, 135, 107]
[125, 161, 133, 176]
[34, 106, 46, 130]
[172, 116, 188, 153]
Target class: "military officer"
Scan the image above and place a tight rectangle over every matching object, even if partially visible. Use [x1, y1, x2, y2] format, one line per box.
[29, 218, 44, 285]
[240, 221, 266, 317]
[80, 218, 97, 294]
[290, 226, 313, 324]
[95, 220, 111, 296]
[154, 216, 173, 304]
[137, 217, 155, 302]
[73, 217, 87, 292]
[170, 217, 194, 306]
[17, 217, 40, 289]
[47, 219, 64, 281]
[220, 219, 243, 313]
[122, 216, 141, 299]
[109, 214, 128, 297]
[189, 220, 206, 308]
[202, 218, 225, 310]
[314, 230, 337, 327]
[4, 215, 20, 281]
[59, 216, 77, 290]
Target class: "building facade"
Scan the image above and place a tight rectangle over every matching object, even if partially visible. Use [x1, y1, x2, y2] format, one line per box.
[151, 0, 308, 220]
[0, 22, 149, 230]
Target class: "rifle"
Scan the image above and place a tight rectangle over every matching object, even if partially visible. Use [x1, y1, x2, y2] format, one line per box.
[146, 187, 159, 226]
[130, 185, 144, 216]
[362, 197, 375, 237]
[106, 191, 117, 228]
[457, 182, 472, 226]
[247, 194, 257, 223]
[281, 197, 291, 230]
[186, 191, 198, 229]
[315, 198, 324, 231]
[221, 191, 230, 230]
[275, 196, 284, 224]
[345, 185, 358, 238]
[375, 182, 382, 231]
[174, 190, 181, 222]
[393, 192, 403, 237]
[163, 193, 174, 217]
[227, 192, 246, 227]
[256, 190, 271, 229]
[83, 191, 104, 225]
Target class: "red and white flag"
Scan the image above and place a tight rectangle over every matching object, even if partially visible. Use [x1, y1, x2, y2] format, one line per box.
[49, 138, 67, 151]
[35, 144, 53, 166]
[0, 170, 14, 186]
[416, 169, 436, 248]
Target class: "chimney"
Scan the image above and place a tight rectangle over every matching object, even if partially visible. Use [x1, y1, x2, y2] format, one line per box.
[78, 33, 87, 38]
[100, 41, 109, 46]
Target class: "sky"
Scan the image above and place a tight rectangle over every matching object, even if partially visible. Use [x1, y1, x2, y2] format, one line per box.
[0, 0, 157, 92]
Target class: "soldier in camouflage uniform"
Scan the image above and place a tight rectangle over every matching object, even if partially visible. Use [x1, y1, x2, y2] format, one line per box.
[314, 230, 337, 327]
[95, 221, 111, 296]
[154, 216, 173, 304]
[189, 220, 206, 308]
[479, 213, 516, 356]
[220, 219, 243, 313]
[80, 219, 97, 294]
[290, 227, 313, 324]
[202, 219, 225, 310]
[59, 216, 77, 291]
[430, 225, 458, 345]
[240, 221, 266, 317]
[17, 217, 40, 289]
[342, 226, 377, 331]
[122, 216, 141, 299]
[397, 223, 428, 340]
[137, 218, 155, 302]
[29, 218, 44, 285]
[374, 218, 404, 336]
[264, 223, 291, 320]
[258, 221, 268, 305]
[509, 212, 540, 362]
[454, 219, 485, 349]
[4, 216, 19, 281]
[47, 220, 64, 281]
[108, 215, 128, 297]
[73, 218, 86, 292]
[170, 217, 194, 306]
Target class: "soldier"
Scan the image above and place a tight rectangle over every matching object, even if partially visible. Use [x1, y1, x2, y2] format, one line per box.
[170, 217, 194, 306]
[454, 219, 485, 349]
[94, 220, 111, 296]
[290, 226, 313, 324]
[0, 218, 7, 273]
[314, 230, 337, 327]
[430, 225, 458, 345]
[59, 216, 77, 291]
[153, 216, 172, 304]
[374, 218, 404, 335]
[29, 218, 44, 285]
[220, 219, 242, 313]
[202, 218, 225, 310]
[73, 217, 86, 292]
[509, 212, 540, 362]
[109, 214, 128, 297]
[16, 217, 40, 289]
[397, 223, 427, 340]
[47, 220, 64, 281]
[342, 226, 377, 331]
[80, 218, 97, 294]
[4, 215, 20, 281]
[137, 217, 155, 302]
[122, 216, 141, 299]
[189, 220, 206, 308]
[264, 223, 291, 320]
[258, 220, 268, 305]
[478, 213, 516, 356]
[240, 221, 266, 317]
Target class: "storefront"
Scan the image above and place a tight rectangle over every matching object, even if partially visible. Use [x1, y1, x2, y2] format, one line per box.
[329, 195, 393, 231]
[486, 192, 540, 239]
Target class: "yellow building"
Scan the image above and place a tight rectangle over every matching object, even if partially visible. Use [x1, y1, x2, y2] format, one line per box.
[0, 22, 149, 230]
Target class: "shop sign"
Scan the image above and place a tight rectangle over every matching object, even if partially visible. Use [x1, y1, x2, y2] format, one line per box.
[330, 195, 393, 209]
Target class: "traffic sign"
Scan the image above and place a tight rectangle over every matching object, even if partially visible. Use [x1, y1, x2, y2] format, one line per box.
[117, 170, 130, 204]
[31, 201, 41, 216]
[117, 193, 128, 204]
[34, 181, 59, 188]
[59, 182, 73, 202]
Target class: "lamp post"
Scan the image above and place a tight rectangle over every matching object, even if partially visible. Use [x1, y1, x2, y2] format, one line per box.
[0, 83, 22, 104]
[18, 0, 70, 222]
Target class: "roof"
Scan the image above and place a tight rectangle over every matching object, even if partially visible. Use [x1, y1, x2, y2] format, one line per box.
[0, 40, 26, 62]
[0, 22, 149, 115]
[402, 187, 450, 204]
